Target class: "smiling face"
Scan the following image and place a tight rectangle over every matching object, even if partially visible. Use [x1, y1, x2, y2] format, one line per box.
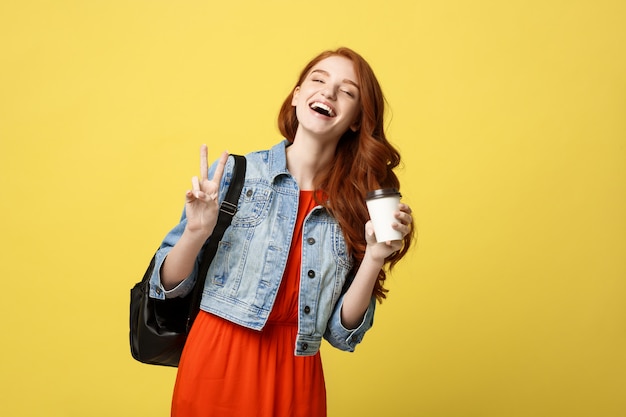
[291, 55, 361, 144]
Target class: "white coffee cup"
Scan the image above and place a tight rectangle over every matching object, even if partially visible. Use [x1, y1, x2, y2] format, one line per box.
[366, 188, 403, 242]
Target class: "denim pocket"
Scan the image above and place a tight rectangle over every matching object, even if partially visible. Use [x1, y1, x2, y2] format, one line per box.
[231, 184, 272, 227]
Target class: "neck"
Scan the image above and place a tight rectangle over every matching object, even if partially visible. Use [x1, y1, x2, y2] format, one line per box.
[286, 136, 337, 190]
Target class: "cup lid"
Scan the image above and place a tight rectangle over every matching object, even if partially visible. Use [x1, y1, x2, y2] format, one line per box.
[366, 188, 401, 200]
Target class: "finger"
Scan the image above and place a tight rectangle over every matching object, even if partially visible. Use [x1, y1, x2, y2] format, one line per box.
[391, 214, 413, 230]
[395, 210, 413, 225]
[399, 203, 412, 214]
[364, 221, 377, 244]
[200, 144, 208, 182]
[210, 151, 229, 184]
[365, 221, 375, 237]
[394, 205, 409, 222]
[399, 213, 413, 226]
[192, 176, 201, 198]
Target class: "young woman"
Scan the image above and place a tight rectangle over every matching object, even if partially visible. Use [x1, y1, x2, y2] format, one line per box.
[149, 47, 414, 417]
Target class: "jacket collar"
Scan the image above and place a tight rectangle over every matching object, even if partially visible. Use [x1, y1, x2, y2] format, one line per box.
[268, 139, 292, 183]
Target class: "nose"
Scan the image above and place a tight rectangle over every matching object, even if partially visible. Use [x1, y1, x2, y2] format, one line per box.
[321, 87, 336, 100]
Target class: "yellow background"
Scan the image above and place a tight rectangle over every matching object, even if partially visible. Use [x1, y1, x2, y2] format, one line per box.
[1, 1, 625, 416]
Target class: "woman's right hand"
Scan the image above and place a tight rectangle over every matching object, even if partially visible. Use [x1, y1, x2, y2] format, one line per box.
[184, 144, 229, 238]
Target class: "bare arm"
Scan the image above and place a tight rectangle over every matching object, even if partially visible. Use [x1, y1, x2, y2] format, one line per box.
[340, 203, 413, 329]
[161, 145, 229, 290]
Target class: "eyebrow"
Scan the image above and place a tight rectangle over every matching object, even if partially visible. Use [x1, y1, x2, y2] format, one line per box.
[310, 69, 360, 89]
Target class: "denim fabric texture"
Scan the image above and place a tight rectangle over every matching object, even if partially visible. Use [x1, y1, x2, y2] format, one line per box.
[149, 140, 376, 356]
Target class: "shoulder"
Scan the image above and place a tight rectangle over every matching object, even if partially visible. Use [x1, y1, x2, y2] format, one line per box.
[243, 140, 287, 160]
[239, 140, 289, 179]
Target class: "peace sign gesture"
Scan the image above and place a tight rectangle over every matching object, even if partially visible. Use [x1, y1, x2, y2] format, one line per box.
[184, 144, 229, 238]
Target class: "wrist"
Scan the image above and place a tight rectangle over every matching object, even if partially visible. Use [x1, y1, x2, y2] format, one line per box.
[363, 247, 386, 268]
[182, 225, 212, 244]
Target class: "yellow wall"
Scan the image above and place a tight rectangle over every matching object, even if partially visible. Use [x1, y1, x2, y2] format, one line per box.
[1, 1, 625, 416]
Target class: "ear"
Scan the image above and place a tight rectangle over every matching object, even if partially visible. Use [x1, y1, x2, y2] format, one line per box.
[350, 117, 361, 132]
[291, 86, 301, 106]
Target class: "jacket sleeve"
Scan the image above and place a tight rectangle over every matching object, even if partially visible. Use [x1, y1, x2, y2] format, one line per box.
[323, 275, 377, 352]
[148, 215, 199, 300]
[148, 155, 236, 300]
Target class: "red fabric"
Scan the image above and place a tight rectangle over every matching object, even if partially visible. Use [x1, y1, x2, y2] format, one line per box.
[171, 191, 326, 417]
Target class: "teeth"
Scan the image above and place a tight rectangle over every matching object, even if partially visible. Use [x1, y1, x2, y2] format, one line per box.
[310, 102, 335, 117]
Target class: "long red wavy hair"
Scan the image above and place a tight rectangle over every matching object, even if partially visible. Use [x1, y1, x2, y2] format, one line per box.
[278, 47, 414, 301]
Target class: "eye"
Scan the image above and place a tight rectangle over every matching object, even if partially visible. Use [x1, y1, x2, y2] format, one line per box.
[341, 89, 355, 98]
[312, 78, 325, 83]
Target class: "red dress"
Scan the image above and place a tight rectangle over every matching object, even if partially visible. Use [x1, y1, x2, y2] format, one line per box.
[171, 191, 326, 417]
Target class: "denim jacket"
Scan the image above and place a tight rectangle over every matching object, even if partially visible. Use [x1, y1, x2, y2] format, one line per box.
[149, 140, 376, 356]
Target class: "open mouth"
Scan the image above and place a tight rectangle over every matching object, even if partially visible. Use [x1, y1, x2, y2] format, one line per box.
[310, 102, 335, 117]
